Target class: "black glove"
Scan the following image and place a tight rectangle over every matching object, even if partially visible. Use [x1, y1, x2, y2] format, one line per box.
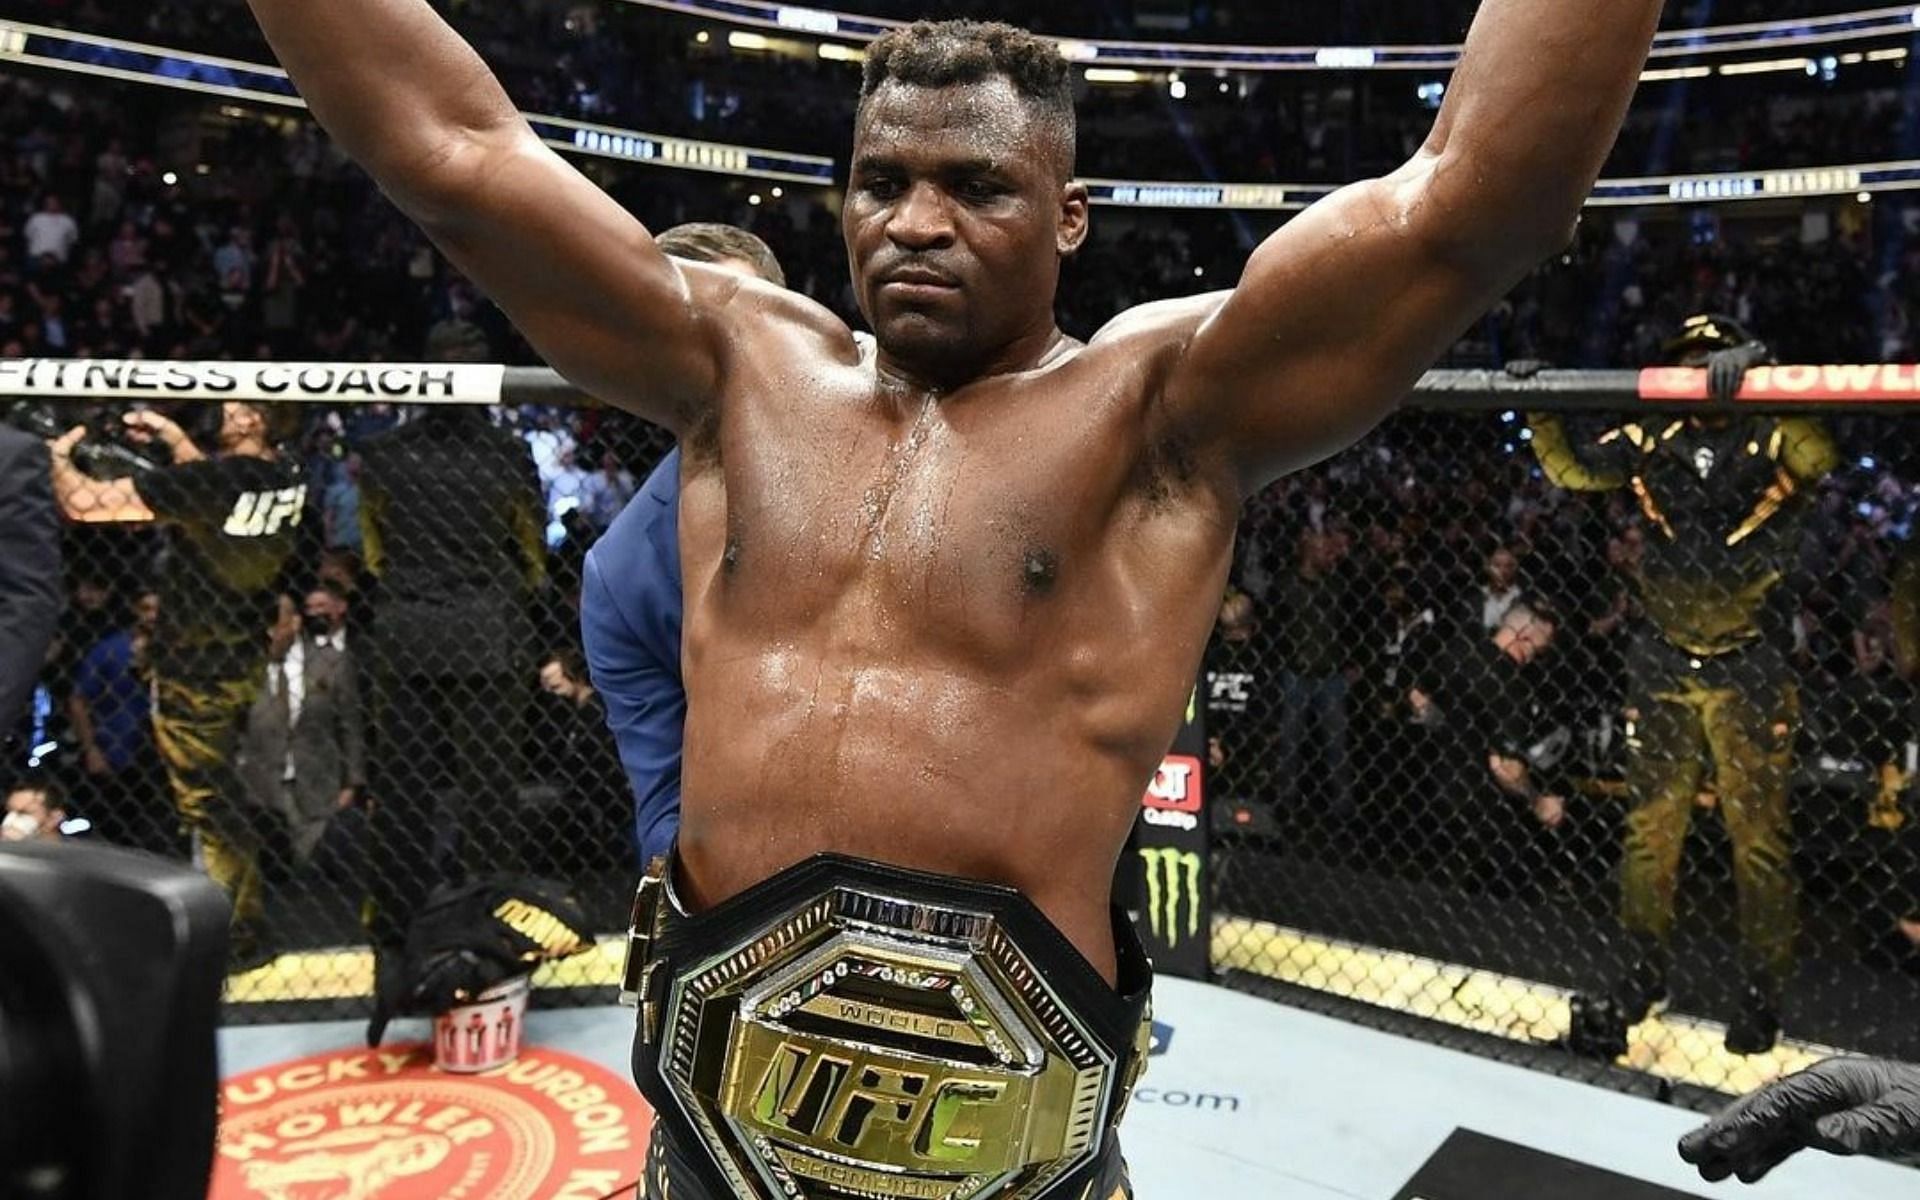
[1502, 358, 1550, 380]
[1705, 342, 1770, 403]
[366, 875, 595, 1047]
[1678, 1057, 1920, 1184]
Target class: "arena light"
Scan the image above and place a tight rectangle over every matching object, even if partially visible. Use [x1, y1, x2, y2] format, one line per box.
[1867, 47, 1910, 61]
[1313, 47, 1379, 69]
[727, 31, 770, 50]
[774, 5, 839, 35]
[1085, 68, 1146, 84]
[1641, 66, 1712, 82]
[816, 42, 864, 62]
[1717, 56, 1811, 75]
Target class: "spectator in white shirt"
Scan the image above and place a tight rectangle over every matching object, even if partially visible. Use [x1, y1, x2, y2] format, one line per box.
[213, 226, 256, 310]
[546, 445, 592, 529]
[579, 449, 637, 532]
[1479, 544, 1527, 632]
[23, 193, 79, 265]
[524, 412, 574, 489]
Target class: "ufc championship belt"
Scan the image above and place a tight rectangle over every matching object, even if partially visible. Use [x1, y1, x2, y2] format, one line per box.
[624, 853, 1154, 1200]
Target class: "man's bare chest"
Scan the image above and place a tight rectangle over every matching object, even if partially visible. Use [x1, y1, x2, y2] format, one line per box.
[682, 369, 1186, 620]
[733, 398, 1103, 589]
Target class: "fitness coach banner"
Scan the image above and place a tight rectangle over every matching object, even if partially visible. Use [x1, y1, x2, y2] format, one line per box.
[1133, 686, 1210, 979]
[0, 359, 508, 404]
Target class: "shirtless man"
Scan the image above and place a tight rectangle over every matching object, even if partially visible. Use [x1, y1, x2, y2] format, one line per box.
[242, 6, 1662, 1197]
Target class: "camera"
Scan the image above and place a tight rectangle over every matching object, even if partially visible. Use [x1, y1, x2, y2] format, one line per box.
[0, 842, 227, 1199]
[3, 400, 165, 479]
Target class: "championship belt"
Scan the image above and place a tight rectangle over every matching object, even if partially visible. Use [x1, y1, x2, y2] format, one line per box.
[624, 853, 1153, 1200]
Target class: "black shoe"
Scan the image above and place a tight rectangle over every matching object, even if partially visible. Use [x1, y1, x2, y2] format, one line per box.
[1723, 984, 1782, 1056]
[1564, 951, 1668, 1060]
[1564, 991, 1634, 1059]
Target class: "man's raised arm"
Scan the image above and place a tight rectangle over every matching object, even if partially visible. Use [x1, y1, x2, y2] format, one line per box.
[1159, 0, 1663, 492]
[243, 0, 724, 428]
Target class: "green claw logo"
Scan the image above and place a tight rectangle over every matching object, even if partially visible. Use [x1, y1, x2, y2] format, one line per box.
[1138, 848, 1202, 948]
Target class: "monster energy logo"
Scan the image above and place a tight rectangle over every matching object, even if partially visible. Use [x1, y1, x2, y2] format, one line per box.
[1138, 848, 1202, 947]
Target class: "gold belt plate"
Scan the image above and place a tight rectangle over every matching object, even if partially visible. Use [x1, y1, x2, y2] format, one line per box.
[655, 889, 1121, 1200]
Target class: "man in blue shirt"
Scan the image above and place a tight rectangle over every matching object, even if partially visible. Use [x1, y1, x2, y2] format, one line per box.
[580, 224, 787, 867]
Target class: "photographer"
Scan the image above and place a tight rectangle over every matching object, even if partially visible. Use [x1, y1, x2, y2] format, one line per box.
[1413, 603, 1573, 896]
[46, 403, 303, 969]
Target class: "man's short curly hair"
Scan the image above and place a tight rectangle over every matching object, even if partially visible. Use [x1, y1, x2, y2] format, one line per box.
[654, 223, 786, 289]
[860, 21, 1076, 173]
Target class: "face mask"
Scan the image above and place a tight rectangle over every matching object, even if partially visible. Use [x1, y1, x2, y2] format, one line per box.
[2, 810, 43, 840]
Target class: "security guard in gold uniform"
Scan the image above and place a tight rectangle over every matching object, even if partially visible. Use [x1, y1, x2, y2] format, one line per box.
[1530, 315, 1838, 1056]
[47, 403, 304, 971]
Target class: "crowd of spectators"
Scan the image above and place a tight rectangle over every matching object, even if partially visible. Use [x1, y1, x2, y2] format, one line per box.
[9, 0, 1917, 186]
[11, 0, 1874, 53]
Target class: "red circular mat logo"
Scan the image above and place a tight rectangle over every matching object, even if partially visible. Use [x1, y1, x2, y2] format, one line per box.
[211, 1044, 652, 1200]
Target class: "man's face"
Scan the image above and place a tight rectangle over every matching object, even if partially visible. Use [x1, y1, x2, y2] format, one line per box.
[1610, 526, 1645, 571]
[538, 661, 570, 697]
[1488, 549, 1518, 590]
[844, 78, 1087, 379]
[304, 590, 343, 633]
[1218, 594, 1255, 641]
[133, 592, 159, 633]
[219, 402, 262, 452]
[1509, 617, 1556, 664]
[1300, 532, 1338, 573]
[2, 789, 60, 841]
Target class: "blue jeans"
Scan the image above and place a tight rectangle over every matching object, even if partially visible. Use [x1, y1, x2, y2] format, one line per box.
[1274, 671, 1352, 817]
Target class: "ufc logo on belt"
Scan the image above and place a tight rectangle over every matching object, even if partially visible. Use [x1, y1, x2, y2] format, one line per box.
[728, 1032, 1020, 1171]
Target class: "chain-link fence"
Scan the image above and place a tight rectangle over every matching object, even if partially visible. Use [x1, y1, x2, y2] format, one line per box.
[9, 381, 1919, 1104]
[8, 383, 676, 1019]
[1207, 403, 1920, 1098]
